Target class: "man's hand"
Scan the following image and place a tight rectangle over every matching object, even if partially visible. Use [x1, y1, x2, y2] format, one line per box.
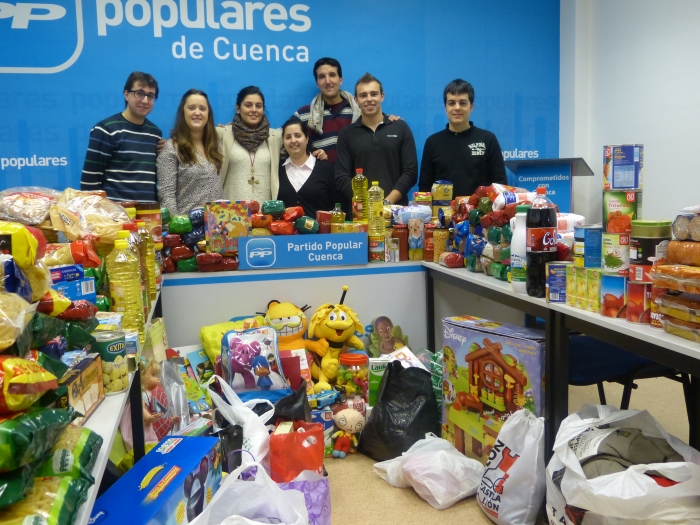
[312, 149, 328, 161]
[385, 189, 402, 204]
[156, 139, 166, 155]
[388, 114, 402, 122]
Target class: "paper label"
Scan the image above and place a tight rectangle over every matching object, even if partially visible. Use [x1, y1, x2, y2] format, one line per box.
[567, 427, 616, 460]
[526, 227, 557, 252]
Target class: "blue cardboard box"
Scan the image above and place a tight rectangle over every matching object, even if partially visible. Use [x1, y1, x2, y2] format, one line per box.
[51, 277, 96, 304]
[91, 437, 221, 525]
[49, 263, 84, 283]
[441, 316, 544, 465]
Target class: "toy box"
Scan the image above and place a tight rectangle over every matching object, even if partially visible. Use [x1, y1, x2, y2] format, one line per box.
[204, 201, 251, 253]
[91, 437, 222, 525]
[603, 144, 644, 190]
[51, 277, 96, 304]
[441, 316, 544, 465]
[56, 353, 105, 425]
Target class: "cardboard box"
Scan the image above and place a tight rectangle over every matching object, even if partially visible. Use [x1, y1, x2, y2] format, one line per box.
[204, 201, 251, 253]
[603, 144, 644, 190]
[56, 353, 105, 425]
[586, 268, 602, 313]
[546, 262, 570, 303]
[92, 437, 222, 525]
[49, 264, 84, 283]
[441, 316, 544, 464]
[368, 358, 390, 406]
[565, 265, 577, 307]
[51, 277, 97, 304]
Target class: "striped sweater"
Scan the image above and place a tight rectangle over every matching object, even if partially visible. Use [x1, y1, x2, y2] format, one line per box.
[80, 113, 162, 203]
[293, 99, 354, 163]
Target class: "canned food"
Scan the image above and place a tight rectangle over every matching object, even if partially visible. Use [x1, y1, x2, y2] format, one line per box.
[630, 220, 672, 283]
[546, 262, 571, 303]
[573, 224, 603, 268]
[601, 233, 630, 276]
[92, 331, 128, 395]
[368, 235, 385, 263]
[626, 282, 652, 324]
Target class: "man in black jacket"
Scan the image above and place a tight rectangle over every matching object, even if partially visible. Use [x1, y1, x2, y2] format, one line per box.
[419, 79, 507, 198]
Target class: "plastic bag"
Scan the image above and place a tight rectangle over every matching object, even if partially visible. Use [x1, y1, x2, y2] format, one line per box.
[477, 409, 545, 525]
[374, 434, 483, 509]
[207, 375, 274, 467]
[0, 255, 32, 302]
[0, 221, 39, 267]
[160, 358, 190, 434]
[0, 355, 58, 414]
[0, 475, 90, 525]
[278, 471, 331, 525]
[546, 404, 700, 525]
[48, 188, 130, 242]
[269, 421, 325, 482]
[0, 187, 60, 226]
[0, 292, 34, 352]
[190, 462, 308, 525]
[358, 360, 441, 461]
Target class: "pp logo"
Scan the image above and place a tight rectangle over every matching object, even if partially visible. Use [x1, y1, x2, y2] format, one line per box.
[246, 238, 276, 268]
[0, 0, 84, 74]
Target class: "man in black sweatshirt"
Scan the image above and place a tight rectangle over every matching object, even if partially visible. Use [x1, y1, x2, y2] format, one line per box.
[419, 79, 507, 198]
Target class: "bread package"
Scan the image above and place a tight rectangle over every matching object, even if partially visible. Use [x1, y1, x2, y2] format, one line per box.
[667, 240, 700, 266]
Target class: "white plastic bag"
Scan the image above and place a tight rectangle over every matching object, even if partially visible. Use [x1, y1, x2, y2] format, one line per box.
[477, 409, 545, 525]
[207, 375, 275, 466]
[546, 404, 700, 524]
[374, 434, 483, 509]
[190, 462, 308, 525]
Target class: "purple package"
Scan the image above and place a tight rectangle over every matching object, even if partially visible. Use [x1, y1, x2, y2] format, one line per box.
[278, 474, 331, 525]
[440, 316, 544, 465]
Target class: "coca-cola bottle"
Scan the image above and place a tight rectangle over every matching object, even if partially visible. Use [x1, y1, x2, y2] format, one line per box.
[526, 187, 558, 297]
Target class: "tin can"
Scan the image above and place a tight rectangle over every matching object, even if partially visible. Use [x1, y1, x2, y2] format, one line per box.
[392, 224, 409, 261]
[573, 224, 603, 268]
[368, 235, 385, 263]
[601, 233, 630, 276]
[600, 275, 627, 318]
[626, 282, 652, 324]
[424, 224, 436, 262]
[630, 220, 672, 283]
[135, 202, 163, 250]
[92, 331, 128, 395]
[546, 261, 571, 303]
[603, 190, 642, 234]
[316, 210, 331, 234]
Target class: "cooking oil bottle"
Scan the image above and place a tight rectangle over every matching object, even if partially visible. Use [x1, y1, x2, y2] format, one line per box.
[368, 181, 385, 263]
[107, 237, 145, 345]
[351, 168, 368, 223]
[138, 220, 157, 303]
[331, 202, 346, 224]
[120, 228, 149, 318]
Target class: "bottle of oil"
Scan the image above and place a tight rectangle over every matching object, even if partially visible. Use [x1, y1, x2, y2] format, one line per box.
[120, 227, 149, 318]
[368, 181, 386, 263]
[331, 202, 346, 224]
[351, 168, 368, 223]
[106, 238, 145, 345]
[138, 220, 157, 303]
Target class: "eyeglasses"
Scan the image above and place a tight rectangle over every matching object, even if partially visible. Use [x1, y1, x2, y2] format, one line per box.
[128, 90, 157, 102]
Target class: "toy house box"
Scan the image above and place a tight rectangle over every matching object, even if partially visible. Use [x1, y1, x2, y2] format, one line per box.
[91, 437, 221, 525]
[441, 316, 544, 465]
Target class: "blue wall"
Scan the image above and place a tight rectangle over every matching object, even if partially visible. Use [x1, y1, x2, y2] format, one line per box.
[0, 0, 559, 191]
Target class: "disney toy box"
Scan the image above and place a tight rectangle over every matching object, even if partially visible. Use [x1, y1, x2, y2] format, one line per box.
[441, 316, 544, 465]
[91, 436, 221, 525]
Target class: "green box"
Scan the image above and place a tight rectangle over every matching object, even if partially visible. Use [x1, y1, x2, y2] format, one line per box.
[586, 268, 602, 313]
[369, 358, 390, 407]
[566, 265, 577, 307]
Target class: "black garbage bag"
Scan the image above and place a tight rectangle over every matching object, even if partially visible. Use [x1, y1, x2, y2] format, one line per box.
[271, 382, 311, 425]
[358, 360, 441, 461]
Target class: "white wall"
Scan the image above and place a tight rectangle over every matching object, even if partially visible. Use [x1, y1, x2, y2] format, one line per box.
[562, 0, 700, 222]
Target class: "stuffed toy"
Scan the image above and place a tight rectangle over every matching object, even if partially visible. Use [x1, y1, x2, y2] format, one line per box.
[331, 408, 365, 458]
[306, 286, 364, 392]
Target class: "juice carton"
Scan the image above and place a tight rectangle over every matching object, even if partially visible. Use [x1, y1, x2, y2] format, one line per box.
[204, 201, 251, 253]
[575, 267, 587, 310]
[600, 275, 628, 318]
[441, 316, 544, 465]
[586, 268, 602, 313]
[603, 144, 644, 190]
[368, 358, 390, 407]
[566, 265, 576, 307]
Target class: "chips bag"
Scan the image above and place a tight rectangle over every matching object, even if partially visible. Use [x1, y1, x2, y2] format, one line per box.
[0, 356, 58, 414]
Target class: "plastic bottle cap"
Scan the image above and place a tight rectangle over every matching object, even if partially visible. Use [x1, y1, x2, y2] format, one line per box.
[335, 203, 341, 208]
[516, 204, 532, 213]
[125, 207, 137, 219]
[356, 168, 363, 174]
[372, 181, 379, 186]
[137, 221, 146, 227]
[114, 239, 128, 249]
[117, 230, 130, 239]
[339, 352, 368, 365]
[536, 187, 547, 194]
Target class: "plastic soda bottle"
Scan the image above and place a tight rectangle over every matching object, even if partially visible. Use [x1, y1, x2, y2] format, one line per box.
[331, 203, 346, 224]
[351, 168, 368, 222]
[526, 187, 558, 298]
[368, 181, 386, 263]
[138, 220, 157, 302]
[107, 238, 145, 344]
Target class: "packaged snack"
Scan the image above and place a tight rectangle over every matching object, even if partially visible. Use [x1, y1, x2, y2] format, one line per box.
[176, 257, 198, 272]
[393, 205, 432, 224]
[197, 257, 239, 272]
[251, 227, 272, 236]
[42, 241, 101, 269]
[672, 214, 700, 241]
[37, 290, 71, 317]
[181, 227, 205, 247]
[168, 214, 193, 234]
[170, 245, 194, 262]
[270, 220, 294, 235]
[0, 407, 74, 472]
[162, 234, 181, 248]
[281, 206, 304, 222]
[0, 256, 32, 302]
[667, 240, 700, 266]
[189, 207, 204, 228]
[0, 293, 34, 352]
[649, 264, 700, 294]
[261, 200, 285, 217]
[220, 326, 291, 402]
[36, 425, 103, 480]
[0, 356, 58, 414]
[161, 207, 171, 224]
[49, 189, 130, 242]
[438, 252, 464, 268]
[251, 213, 273, 229]
[294, 216, 319, 234]
[480, 256, 495, 275]
[240, 199, 261, 214]
[660, 315, 700, 343]
[56, 300, 98, 322]
[196, 252, 222, 265]
[0, 475, 90, 525]
[0, 187, 61, 226]
[655, 293, 700, 324]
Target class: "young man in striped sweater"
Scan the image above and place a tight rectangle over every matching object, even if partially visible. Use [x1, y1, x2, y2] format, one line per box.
[80, 72, 162, 203]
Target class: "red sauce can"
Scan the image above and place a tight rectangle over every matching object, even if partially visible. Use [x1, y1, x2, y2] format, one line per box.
[392, 224, 409, 261]
[316, 210, 332, 234]
[424, 223, 437, 263]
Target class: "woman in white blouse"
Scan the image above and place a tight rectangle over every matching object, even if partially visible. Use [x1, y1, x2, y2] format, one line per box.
[156, 89, 224, 215]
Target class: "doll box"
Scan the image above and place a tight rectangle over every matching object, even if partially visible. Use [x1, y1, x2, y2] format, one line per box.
[441, 316, 545, 465]
[91, 436, 222, 525]
[57, 353, 104, 426]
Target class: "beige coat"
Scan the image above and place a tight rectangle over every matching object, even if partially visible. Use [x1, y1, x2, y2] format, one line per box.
[217, 125, 283, 200]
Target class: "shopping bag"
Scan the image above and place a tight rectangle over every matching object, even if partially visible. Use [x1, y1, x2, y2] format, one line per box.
[269, 421, 325, 482]
[374, 433, 483, 509]
[358, 360, 440, 461]
[271, 382, 312, 426]
[477, 409, 545, 525]
[207, 375, 274, 466]
[278, 471, 331, 525]
[189, 462, 308, 525]
[546, 404, 700, 524]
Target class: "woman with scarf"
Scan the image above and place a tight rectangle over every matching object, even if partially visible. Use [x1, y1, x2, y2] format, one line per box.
[219, 86, 282, 202]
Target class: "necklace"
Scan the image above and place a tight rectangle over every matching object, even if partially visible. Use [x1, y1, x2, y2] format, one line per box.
[248, 150, 259, 188]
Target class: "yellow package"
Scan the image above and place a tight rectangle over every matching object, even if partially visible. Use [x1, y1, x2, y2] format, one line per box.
[199, 316, 264, 364]
[22, 260, 52, 302]
[0, 292, 33, 351]
[49, 188, 129, 242]
[251, 228, 272, 236]
[0, 221, 39, 268]
[0, 356, 58, 413]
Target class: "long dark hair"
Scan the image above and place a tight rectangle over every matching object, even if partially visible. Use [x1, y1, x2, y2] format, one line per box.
[281, 118, 312, 155]
[171, 89, 222, 170]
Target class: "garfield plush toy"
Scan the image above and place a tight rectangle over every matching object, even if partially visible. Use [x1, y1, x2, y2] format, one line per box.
[307, 286, 364, 392]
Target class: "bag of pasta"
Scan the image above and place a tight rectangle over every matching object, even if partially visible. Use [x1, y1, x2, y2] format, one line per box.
[0, 476, 90, 525]
[21, 260, 52, 302]
[49, 188, 130, 242]
[36, 425, 103, 481]
[0, 255, 32, 303]
[0, 187, 61, 226]
[0, 292, 34, 352]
